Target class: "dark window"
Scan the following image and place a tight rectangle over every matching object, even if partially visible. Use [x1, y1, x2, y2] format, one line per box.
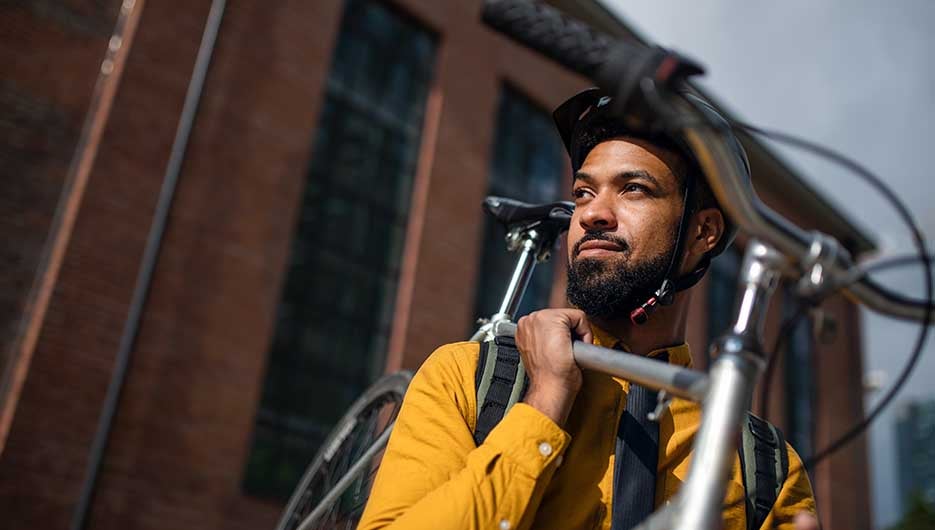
[783, 284, 815, 458]
[243, 0, 436, 499]
[706, 247, 742, 366]
[471, 86, 565, 327]
[896, 400, 935, 508]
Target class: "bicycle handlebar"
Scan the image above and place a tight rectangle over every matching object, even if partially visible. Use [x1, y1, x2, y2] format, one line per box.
[674, 109, 930, 321]
[481, 0, 931, 323]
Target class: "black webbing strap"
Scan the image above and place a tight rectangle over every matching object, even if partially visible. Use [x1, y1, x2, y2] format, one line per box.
[738, 413, 790, 530]
[611, 352, 667, 530]
[473, 335, 528, 445]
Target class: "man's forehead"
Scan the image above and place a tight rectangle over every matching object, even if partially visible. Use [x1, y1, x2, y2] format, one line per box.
[576, 137, 682, 182]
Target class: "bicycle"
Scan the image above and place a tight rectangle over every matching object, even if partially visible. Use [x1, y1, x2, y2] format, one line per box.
[276, 1, 934, 529]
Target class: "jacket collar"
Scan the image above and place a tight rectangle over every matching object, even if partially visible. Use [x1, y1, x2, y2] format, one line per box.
[590, 325, 693, 369]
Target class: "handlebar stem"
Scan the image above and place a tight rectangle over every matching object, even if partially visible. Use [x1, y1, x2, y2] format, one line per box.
[668, 240, 785, 530]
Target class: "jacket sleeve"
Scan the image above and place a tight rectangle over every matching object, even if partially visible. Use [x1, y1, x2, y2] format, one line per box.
[761, 443, 818, 529]
[358, 342, 571, 530]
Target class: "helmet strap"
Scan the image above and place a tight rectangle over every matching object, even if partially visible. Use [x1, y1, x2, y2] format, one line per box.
[630, 175, 711, 325]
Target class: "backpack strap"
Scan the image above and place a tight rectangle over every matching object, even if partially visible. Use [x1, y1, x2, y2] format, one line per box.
[473, 335, 528, 445]
[738, 412, 790, 530]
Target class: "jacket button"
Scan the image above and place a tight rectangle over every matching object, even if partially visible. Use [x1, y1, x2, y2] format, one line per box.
[499, 518, 511, 530]
[538, 442, 553, 457]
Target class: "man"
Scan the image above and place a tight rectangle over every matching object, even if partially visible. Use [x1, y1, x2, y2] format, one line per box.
[358, 89, 817, 530]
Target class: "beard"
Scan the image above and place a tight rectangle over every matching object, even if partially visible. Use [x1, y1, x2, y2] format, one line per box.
[566, 231, 677, 320]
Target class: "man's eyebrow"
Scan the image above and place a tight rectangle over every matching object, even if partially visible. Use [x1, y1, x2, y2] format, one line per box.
[617, 169, 661, 188]
[573, 169, 661, 187]
[573, 171, 596, 185]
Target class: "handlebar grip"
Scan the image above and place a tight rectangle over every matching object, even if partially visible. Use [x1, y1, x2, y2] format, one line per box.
[481, 0, 620, 78]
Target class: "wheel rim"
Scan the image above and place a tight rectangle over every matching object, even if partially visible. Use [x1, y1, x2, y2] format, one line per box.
[277, 373, 410, 530]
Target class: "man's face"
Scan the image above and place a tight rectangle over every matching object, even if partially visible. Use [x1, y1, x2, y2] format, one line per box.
[566, 137, 686, 319]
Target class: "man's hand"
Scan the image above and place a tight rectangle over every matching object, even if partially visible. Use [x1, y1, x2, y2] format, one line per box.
[515, 308, 593, 428]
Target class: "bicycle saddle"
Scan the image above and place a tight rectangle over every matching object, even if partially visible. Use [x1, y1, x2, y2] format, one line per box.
[483, 196, 574, 233]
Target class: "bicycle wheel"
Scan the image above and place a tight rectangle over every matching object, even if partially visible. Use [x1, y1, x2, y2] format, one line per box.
[275, 371, 412, 530]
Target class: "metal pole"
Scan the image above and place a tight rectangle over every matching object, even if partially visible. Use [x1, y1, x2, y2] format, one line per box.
[573, 341, 709, 401]
[493, 321, 709, 402]
[492, 230, 541, 322]
[668, 240, 784, 530]
[0, 0, 145, 451]
[69, 2, 227, 528]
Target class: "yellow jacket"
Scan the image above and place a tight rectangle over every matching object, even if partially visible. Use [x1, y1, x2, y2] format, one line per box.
[359, 331, 815, 530]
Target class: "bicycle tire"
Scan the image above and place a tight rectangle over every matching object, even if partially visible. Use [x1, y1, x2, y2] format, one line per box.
[275, 371, 413, 530]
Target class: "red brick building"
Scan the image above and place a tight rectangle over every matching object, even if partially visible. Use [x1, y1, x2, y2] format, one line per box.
[0, 1, 875, 529]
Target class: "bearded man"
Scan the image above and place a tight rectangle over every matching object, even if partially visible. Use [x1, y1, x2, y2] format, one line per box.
[358, 89, 817, 530]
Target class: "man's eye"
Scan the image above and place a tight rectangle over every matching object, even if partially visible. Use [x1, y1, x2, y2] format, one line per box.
[623, 183, 649, 194]
[572, 188, 590, 200]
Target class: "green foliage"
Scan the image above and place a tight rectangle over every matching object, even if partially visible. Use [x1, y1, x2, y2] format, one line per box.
[889, 494, 935, 530]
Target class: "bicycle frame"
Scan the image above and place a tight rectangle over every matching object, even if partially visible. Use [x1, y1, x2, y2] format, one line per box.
[294, 188, 922, 530]
[296, 202, 790, 530]
[342, 197, 790, 530]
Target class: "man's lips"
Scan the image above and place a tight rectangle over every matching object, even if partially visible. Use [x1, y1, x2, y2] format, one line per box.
[576, 239, 624, 258]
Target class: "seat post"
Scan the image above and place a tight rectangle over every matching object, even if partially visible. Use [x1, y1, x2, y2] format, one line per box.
[490, 228, 543, 324]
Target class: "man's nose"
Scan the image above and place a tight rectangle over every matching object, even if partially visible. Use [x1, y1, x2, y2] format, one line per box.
[579, 194, 617, 231]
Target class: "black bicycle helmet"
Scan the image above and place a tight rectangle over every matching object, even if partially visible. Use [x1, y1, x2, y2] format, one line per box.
[553, 87, 751, 323]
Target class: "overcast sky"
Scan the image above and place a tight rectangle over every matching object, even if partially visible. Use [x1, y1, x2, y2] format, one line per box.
[597, 1, 935, 527]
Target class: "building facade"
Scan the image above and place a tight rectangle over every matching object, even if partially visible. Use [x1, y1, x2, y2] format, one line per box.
[896, 399, 935, 511]
[0, 0, 874, 529]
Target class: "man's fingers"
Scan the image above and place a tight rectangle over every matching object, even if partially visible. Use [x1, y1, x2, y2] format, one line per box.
[565, 309, 593, 344]
[517, 308, 591, 346]
[794, 513, 819, 530]
[515, 315, 527, 338]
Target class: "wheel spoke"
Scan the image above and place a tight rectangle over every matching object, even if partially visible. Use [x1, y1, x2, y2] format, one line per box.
[274, 373, 411, 530]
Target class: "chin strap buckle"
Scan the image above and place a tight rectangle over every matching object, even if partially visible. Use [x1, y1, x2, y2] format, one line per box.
[629, 297, 656, 325]
[630, 279, 676, 325]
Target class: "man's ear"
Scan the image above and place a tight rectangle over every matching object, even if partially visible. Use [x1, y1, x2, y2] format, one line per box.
[687, 208, 725, 257]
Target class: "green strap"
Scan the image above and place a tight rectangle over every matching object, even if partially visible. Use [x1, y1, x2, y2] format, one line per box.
[473, 336, 528, 445]
[506, 361, 526, 410]
[475, 340, 500, 424]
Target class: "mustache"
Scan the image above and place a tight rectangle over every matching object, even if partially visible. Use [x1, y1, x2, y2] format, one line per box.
[572, 231, 630, 259]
